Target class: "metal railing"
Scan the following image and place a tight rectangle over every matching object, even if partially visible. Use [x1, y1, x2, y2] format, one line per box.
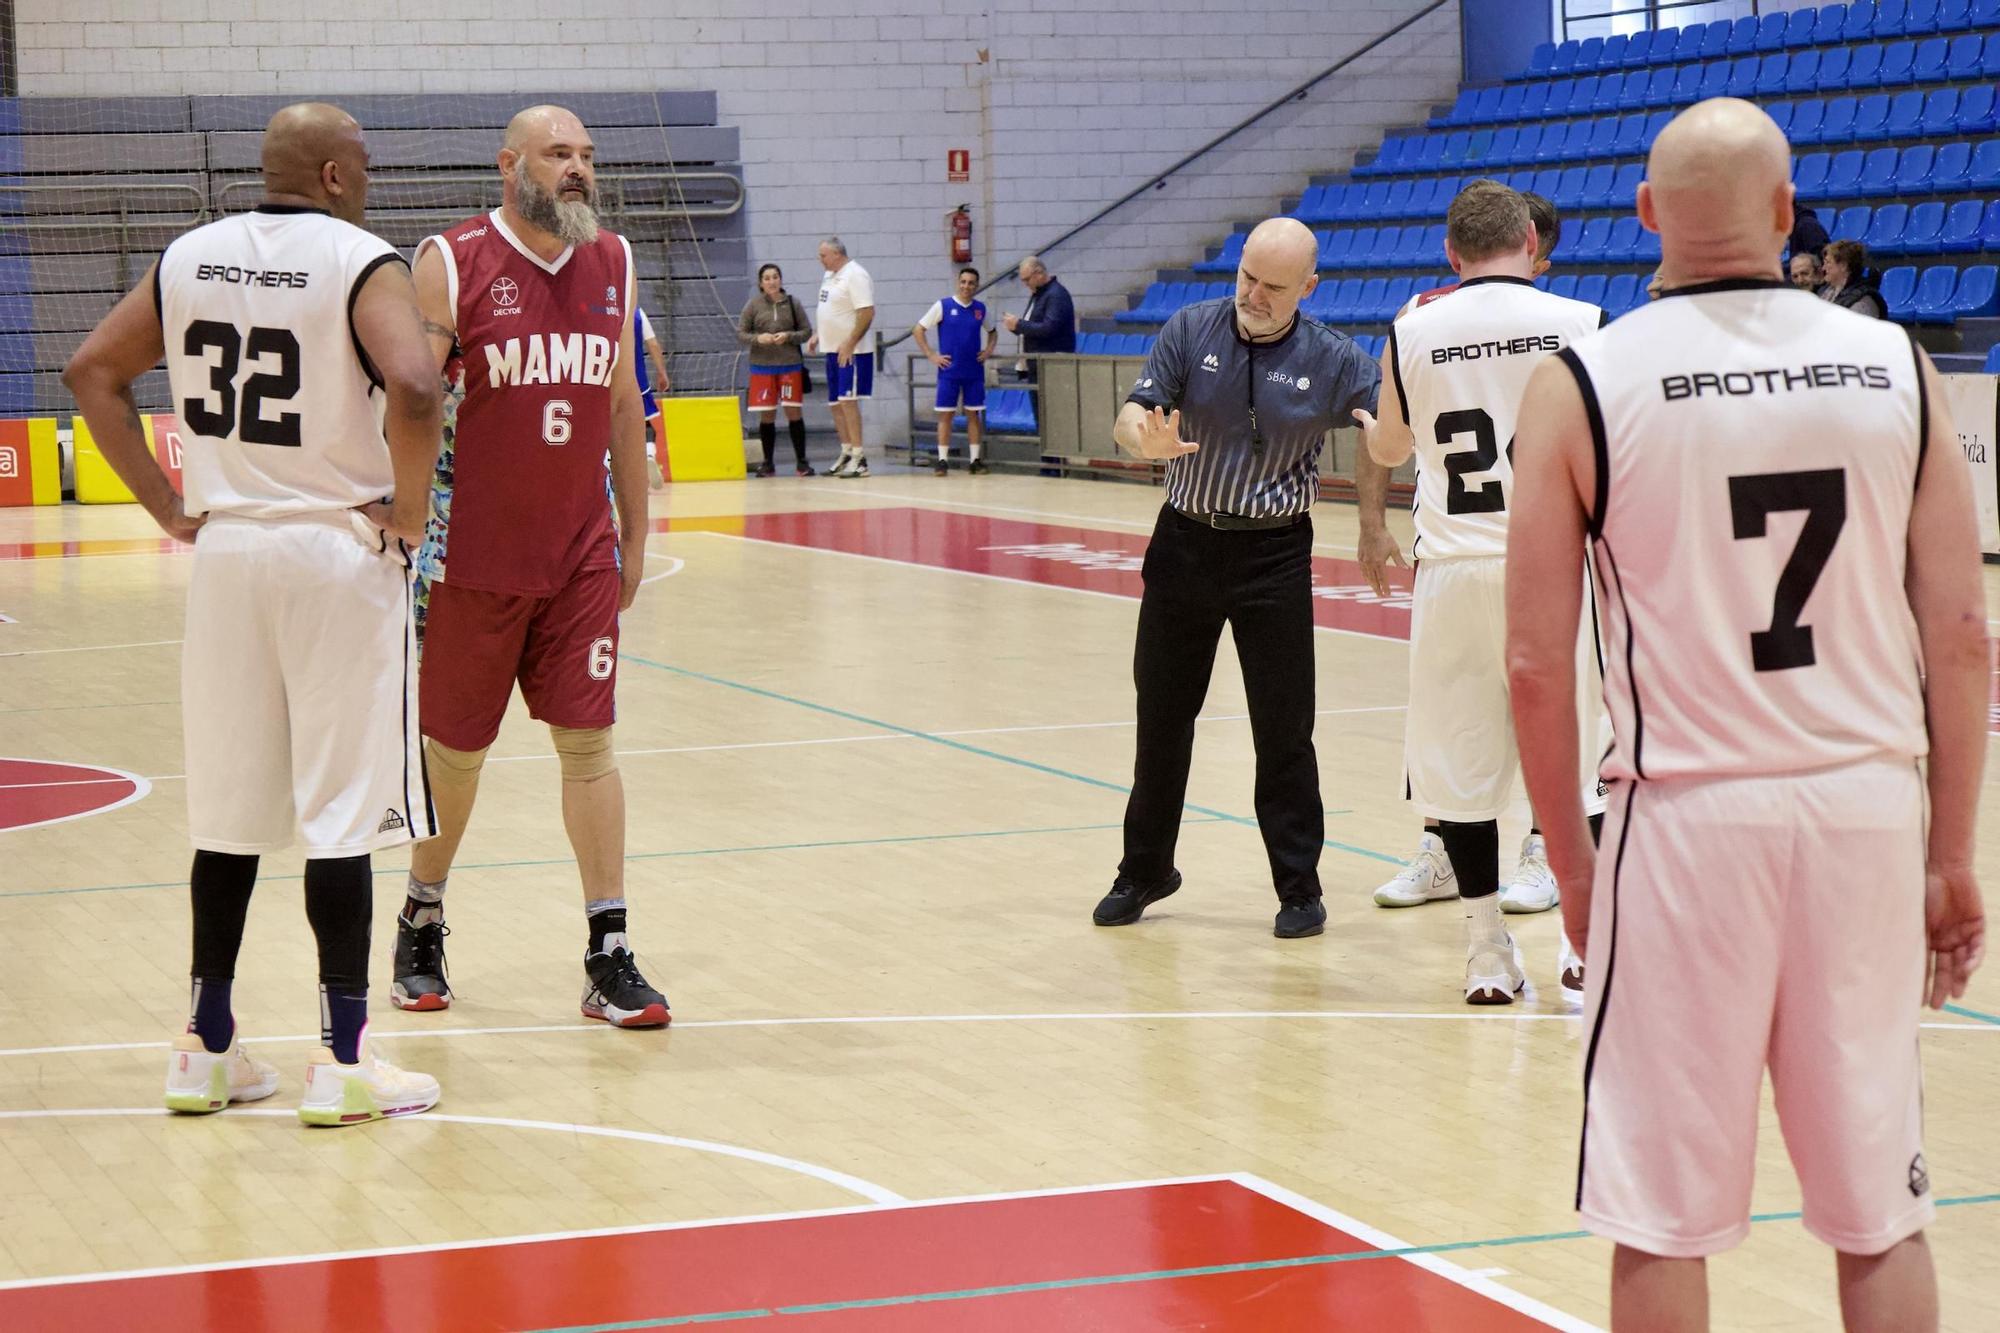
[212, 169, 745, 224]
[0, 182, 209, 288]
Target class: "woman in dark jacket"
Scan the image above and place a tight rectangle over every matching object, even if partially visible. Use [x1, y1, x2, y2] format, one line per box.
[1822, 240, 1887, 320]
[738, 263, 815, 476]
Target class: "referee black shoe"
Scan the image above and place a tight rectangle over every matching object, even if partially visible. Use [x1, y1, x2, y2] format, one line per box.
[1273, 896, 1327, 939]
[391, 915, 453, 1011]
[1092, 869, 1182, 926]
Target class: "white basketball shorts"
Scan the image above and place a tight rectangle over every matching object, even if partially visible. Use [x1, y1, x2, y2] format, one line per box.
[1404, 555, 1611, 822]
[1578, 758, 1933, 1257]
[182, 512, 434, 858]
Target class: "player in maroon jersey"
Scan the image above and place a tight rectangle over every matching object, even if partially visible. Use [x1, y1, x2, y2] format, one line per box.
[396, 105, 668, 1027]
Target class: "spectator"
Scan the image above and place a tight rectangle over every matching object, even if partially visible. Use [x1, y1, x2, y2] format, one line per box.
[737, 263, 814, 476]
[912, 266, 998, 476]
[805, 237, 875, 478]
[1823, 240, 1886, 319]
[1789, 251, 1825, 294]
[1789, 206, 1830, 267]
[1003, 255, 1075, 378]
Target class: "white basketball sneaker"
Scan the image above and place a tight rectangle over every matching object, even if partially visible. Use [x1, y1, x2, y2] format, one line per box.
[824, 451, 854, 478]
[1500, 834, 1560, 914]
[1465, 931, 1527, 1005]
[298, 1042, 441, 1127]
[1558, 934, 1585, 1006]
[163, 1031, 280, 1114]
[1373, 832, 1458, 907]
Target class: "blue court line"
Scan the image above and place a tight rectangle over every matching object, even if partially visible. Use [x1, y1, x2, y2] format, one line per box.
[619, 653, 1404, 867]
[0, 819, 1190, 901]
[517, 1191, 2000, 1333]
[1944, 1002, 2000, 1026]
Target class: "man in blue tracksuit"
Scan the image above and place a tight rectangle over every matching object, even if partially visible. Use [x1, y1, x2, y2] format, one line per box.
[912, 266, 999, 474]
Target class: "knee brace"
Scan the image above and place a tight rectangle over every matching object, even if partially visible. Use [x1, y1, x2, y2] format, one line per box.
[423, 736, 490, 798]
[551, 725, 617, 784]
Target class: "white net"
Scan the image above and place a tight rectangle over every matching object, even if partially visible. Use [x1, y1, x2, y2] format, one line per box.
[13, 90, 751, 419]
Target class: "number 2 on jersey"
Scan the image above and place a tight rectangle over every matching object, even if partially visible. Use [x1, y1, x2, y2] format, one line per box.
[1728, 468, 1847, 672]
[1437, 408, 1509, 515]
[181, 321, 302, 447]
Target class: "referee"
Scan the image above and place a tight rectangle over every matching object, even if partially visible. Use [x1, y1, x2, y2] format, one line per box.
[1093, 217, 1381, 938]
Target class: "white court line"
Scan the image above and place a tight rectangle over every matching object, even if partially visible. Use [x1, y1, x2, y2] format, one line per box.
[0, 1173, 1239, 1294]
[640, 551, 686, 585]
[3, 1008, 1990, 1061]
[0, 637, 182, 659]
[1231, 1172, 1604, 1333]
[696, 530, 1408, 645]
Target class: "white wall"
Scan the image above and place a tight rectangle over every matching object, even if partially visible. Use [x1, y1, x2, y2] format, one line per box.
[19, 0, 1460, 418]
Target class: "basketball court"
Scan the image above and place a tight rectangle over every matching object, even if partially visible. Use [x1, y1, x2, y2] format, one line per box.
[3, 473, 1998, 1330]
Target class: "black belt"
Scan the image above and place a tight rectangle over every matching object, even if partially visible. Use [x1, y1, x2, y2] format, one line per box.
[1175, 508, 1306, 531]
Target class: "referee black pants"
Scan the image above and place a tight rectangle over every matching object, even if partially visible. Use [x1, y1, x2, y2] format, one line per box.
[1120, 505, 1323, 903]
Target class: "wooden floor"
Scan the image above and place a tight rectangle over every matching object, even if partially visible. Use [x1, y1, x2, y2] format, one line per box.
[2, 468, 1997, 1331]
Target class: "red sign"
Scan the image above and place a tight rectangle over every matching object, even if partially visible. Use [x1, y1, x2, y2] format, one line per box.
[148, 412, 185, 496]
[947, 148, 970, 182]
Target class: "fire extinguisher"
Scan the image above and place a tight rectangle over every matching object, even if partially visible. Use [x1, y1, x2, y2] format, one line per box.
[949, 204, 973, 265]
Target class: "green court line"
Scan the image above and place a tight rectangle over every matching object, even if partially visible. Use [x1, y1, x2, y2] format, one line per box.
[1944, 1002, 2000, 1026]
[0, 820, 1194, 901]
[518, 1191, 2000, 1333]
[619, 653, 1403, 866]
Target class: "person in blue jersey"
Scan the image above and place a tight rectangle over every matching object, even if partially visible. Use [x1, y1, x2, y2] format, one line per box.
[911, 266, 999, 475]
[632, 306, 671, 490]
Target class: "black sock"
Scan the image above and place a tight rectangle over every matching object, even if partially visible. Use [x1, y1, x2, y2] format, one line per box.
[1589, 811, 1604, 846]
[189, 851, 258, 1051]
[758, 419, 777, 465]
[588, 901, 628, 956]
[304, 854, 373, 1063]
[788, 417, 808, 463]
[1529, 825, 1540, 836]
[1435, 819, 1501, 899]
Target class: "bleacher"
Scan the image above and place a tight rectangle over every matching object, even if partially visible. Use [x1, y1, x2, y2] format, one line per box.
[1088, 0, 2000, 362]
[0, 92, 745, 417]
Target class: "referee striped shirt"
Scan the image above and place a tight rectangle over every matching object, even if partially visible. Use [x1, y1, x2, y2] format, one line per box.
[1126, 298, 1380, 518]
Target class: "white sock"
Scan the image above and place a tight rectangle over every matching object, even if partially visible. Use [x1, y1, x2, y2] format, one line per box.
[938, 444, 949, 461]
[969, 442, 982, 460]
[1466, 894, 1503, 942]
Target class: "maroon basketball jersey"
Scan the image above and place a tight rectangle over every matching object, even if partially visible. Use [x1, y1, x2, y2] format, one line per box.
[428, 210, 632, 596]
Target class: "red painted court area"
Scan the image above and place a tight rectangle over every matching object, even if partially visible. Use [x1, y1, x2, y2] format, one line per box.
[679, 506, 1418, 640]
[0, 758, 145, 831]
[0, 1178, 1584, 1332]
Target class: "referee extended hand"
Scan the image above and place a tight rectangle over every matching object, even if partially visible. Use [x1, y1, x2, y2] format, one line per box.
[1133, 407, 1200, 461]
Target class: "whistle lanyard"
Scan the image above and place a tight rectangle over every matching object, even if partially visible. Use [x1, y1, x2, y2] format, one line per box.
[1246, 343, 1264, 455]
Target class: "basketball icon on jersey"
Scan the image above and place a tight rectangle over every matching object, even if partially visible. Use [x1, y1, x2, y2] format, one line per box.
[491, 277, 518, 307]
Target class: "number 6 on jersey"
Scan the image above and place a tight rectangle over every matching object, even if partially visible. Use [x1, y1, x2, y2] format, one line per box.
[542, 398, 573, 446]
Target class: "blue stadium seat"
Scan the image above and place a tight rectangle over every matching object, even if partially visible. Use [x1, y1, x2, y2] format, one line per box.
[1291, 186, 1326, 222]
[1603, 273, 1640, 314]
[1970, 139, 2000, 189]
[1981, 199, 2000, 248]
[1894, 143, 1937, 192]
[1697, 61, 1733, 101]
[1426, 177, 1462, 215]
[1624, 112, 1658, 155]
[1852, 93, 1895, 139]
[1940, 0, 1973, 29]
[1382, 278, 1417, 315]
[1415, 135, 1448, 170]
[1528, 166, 1562, 198]
[1495, 84, 1526, 121]
[1518, 82, 1551, 120]
[1947, 31, 1984, 78]
[1553, 165, 1588, 209]
[1941, 198, 1985, 252]
[1573, 217, 1612, 263]
[1193, 233, 1244, 272]
[1548, 274, 1580, 299]
[1601, 34, 1630, 69]
[1847, 42, 1885, 88]
[1550, 39, 1580, 77]
[1878, 40, 1917, 85]
[1821, 95, 1861, 142]
[1608, 216, 1645, 263]
[1482, 127, 1518, 169]
[1522, 42, 1556, 81]
[1845, 3, 1879, 39]
[1784, 49, 1822, 94]
[1320, 229, 1355, 269]
[1920, 88, 1959, 139]
[1904, 201, 1947, 254]
[1975, 0, 2000, 27]
[1574, 274, 1610, 310]
[1418, 224, 1447, 262]
[1076, 332, 1104, 355]
[1768, 103, 1798, 138]
[1953, 263, 1998, 317]
[1576, 119, 1611, 160]
[1610, 161, 1644, 207]
[1756, 11, 1789, 50]
[1956, 85, 1996, 135]
[1624, 30, 1655, 67]
[1817, 44, 1853, 89]
[1756, 51, 1791, 94]
[1907, 0, 1942, 34]
[1526, 122, 1563, 163]
[1660, 65, 1697, 107]
[1361, 137, 1403, 177]
[1877, 0, 1912, 36]
[1434, 91, 1475, 128]
[1813, 4, 1852, 45]
[1833, 204, 1873, 242]
[1787, 8, 1822, 46]
[1796, 151, 1834, 199]
[1982, 31, 2000, 77]
[1325, 278, 1361, 321]
[1359, 182, 1391, 219]
[1698, 19, 1732, 60]
[1329, 184, 1364, 222]
[1726, 55, 1761, 98]
[1792, 98, 1828, 144]
[1911, 35, 1950, 80]
[1598, 71, 1632, 113]
[1351, 277, 1387, 321]
[1441, 132, 1475, 168]
[1931, 139, 1973, 190]
[1563, 76, 1597, 115]
[1866, 202, 1911, 254]
[1909, 265, 1958, 322]
[1672, 26, 1707, 65]
[1473, 87, 1506, 123]
[1577, 162, 1616, 208]
[1886, 89, 1927, 137]
[1621, 69, 1655, 110]
[1576, 36, 1605, 71]
[1388, 228, 1427, 268]
[1640, 66, 1676, 107]
[1383, 179, 1416, 217]
[1727, 15, 1760, 53]
[1116, 283, 1165, 323]
[1824, 147, 1868, 195]
[1860, 145, 1902, 192]
[1370, 227, 1406, 267]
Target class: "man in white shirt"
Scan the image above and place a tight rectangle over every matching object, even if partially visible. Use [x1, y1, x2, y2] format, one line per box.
[805, 236, 875, 478]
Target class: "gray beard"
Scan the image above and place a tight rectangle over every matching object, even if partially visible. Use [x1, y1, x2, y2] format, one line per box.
[515, 165, 599, 248]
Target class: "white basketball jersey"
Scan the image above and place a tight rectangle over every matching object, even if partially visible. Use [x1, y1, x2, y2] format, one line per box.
[1563, 279, 1929, 782]
[1392, 275, 1606, 559]
[158, 206, 403, 519]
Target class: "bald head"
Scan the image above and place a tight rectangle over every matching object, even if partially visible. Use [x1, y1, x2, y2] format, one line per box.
[1235, 217, 1320, 337]
[1641, 98, 1792, 282]
[501, 104, 599, 248]
[260, 102, 368, 223]
[505, 104, 589, 155]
